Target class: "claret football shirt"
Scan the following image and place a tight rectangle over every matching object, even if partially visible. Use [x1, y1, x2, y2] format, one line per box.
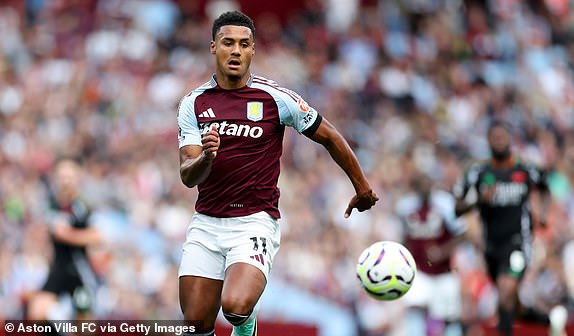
[178, 74, 322, 218]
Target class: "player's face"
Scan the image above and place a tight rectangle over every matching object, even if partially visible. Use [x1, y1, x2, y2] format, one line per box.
[413, 175, 432, 200]
[488, 126, 511, 160]
[54, 160, 81, 201]
[211, 25, 254, 82]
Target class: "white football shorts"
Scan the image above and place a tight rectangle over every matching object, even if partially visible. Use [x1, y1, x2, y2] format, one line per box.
[178, 211, 280, 280]
[403, 271, 461, 321]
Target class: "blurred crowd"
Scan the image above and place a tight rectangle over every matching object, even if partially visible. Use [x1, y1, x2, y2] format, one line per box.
[1, 0, 574, 335]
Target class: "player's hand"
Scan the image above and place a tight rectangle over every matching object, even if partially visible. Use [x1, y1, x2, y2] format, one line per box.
[202, 124, 220, 160]
[345, 189, 379, 218]
[479, 185, 496, 203]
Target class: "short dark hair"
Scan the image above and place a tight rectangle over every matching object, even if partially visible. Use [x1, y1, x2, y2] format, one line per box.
[487, 120, 511, 137]
[212, 11, 255, 40]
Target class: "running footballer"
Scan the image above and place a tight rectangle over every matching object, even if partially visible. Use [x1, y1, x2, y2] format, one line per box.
[176, 11, 378, 336]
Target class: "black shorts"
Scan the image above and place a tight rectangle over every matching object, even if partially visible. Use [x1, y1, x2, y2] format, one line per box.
[41, 264, 92, 313]
[42, 264, 84, 296]
[485, 242, 528, 281]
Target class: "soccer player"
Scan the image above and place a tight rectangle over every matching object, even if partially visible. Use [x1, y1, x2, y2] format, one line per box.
[453, 121, 551, 335]
[177, 11, 379, 336]
[396, 172, 466, 336]
[27, 158, 102, 321]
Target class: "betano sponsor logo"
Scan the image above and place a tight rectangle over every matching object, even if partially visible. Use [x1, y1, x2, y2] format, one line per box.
[200, 121, 263, 138]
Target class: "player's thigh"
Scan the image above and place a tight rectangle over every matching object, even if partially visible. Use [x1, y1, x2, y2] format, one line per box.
[178, 218, 227, 331]
[179, 275, 223, 331]
[222, 212, 280, 277]
[179, 245, 224, 331]
[221, 262, 267, 313]
[490, 248, 524, 298]
[179, 213, 226, 281]
[221, 212, 280, 312]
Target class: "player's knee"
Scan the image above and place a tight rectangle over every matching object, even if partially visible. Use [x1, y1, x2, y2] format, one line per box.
[221, 294, 256, 316]
[222, 296, 256, 326]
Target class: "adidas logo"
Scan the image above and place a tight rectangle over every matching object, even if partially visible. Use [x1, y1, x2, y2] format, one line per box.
[199, 108, 216, 118]
[250, 254, 265, 265]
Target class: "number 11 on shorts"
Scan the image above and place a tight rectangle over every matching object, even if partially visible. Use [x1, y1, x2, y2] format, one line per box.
[250, 236, 267, 254]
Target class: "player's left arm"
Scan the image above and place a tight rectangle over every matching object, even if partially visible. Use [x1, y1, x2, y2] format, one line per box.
[527, 164, 551, 228]
[307, 117, 379, 217]
[273, 86, 378, 217]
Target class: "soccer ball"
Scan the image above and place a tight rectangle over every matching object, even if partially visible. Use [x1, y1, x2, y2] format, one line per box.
[356, 241, 417, 300]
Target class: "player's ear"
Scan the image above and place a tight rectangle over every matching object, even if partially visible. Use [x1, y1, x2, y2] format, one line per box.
[252, 42, 255, 55]
[210, 40, 216, 54]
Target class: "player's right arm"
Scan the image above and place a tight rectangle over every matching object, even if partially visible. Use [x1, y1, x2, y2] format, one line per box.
[453, 163, 480, 217]
[177, 94, 219, 188]
[49, 211, 102, 247]
[53, 224, 102, 246]
[179, 125, 219, 188]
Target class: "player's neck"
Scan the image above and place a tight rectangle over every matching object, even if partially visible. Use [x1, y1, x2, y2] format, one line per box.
[491, 155, 514, 168]
[215, 71, 251, 90]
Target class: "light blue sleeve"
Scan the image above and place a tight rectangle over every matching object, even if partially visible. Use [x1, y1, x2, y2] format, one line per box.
[276, 89, 320, 133]
[177, 94, 201, 148]
[252, 81, 320, 134]
[433, 190, 467, 235]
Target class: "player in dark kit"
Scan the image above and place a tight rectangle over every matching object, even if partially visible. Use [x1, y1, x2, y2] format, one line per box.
[177, 11, 378, 336]
[453, 121, 551, 335]
[27, 159, 102, 321]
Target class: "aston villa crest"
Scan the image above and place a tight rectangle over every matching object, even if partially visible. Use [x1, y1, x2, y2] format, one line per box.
[247, 102, 263, 121]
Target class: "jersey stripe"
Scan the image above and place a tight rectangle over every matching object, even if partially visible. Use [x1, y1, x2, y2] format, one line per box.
[252, 77, 299, 102]
[185, 79, 215, 97]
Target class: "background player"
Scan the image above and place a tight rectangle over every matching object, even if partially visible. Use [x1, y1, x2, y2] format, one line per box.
[396, 172, 466, 336]
[453, 121, 553, 335]
[27, 158, 103, 321]
[177, 11, 378, 336]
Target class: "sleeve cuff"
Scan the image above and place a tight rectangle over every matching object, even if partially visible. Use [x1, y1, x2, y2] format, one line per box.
[302, 114, 323, 137]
